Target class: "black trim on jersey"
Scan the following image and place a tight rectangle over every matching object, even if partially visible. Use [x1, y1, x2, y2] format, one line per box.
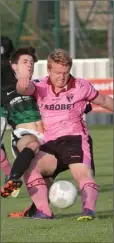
[33, 79, 40, 83]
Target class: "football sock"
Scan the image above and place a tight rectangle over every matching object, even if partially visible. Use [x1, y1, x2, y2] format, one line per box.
[10, 148, 35, 179]
[1, 148, 11, 176]
[79, 179, 98, 211]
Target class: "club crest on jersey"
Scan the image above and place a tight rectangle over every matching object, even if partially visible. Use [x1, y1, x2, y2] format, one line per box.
[66, 93, 74, 102]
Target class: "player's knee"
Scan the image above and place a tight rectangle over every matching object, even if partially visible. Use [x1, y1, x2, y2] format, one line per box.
[69, 163, 93, 182]
[17, 135, 39, 153]
[79, 166, 93, 181]
[27, 140, 40, 154]
[25, 135, 40, 153]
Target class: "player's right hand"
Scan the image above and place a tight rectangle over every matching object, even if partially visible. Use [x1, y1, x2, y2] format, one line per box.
[16, 77, 35, 95]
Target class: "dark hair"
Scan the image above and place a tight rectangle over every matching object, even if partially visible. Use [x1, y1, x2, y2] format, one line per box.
[1, 36, 14, 59]
[10, 47, 37, 64]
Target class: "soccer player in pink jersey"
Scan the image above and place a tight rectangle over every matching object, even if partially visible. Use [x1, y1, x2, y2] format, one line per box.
[16, 49, 113, 220]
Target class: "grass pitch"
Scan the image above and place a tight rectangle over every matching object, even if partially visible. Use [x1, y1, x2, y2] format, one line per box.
[1, 126, 113, 243]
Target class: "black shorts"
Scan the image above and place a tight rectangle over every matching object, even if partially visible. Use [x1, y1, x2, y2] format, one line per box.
[40, 135, 95, 179]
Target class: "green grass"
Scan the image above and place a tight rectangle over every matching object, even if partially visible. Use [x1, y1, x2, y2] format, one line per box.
[1, 126, 113, 243]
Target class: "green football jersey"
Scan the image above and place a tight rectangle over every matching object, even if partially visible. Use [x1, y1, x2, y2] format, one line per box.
[8, 95, 41, 129]
[2, 80, 41, 129]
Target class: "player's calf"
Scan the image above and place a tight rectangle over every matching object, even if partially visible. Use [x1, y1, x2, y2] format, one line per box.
[9, 135, 41, 180]
[69, 163, 98, 220]
[24, 164, 54, 218]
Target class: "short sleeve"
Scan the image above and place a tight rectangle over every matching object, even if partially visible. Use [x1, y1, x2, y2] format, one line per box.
[31, 78, 47, 99]
[30, 80, 39, 99]
[78, 78, 99, 101]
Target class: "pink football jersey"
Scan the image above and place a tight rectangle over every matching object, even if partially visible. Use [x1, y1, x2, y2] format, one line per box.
[33, 75, 98, 142]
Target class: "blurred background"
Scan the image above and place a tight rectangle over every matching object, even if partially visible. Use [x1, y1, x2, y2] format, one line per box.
[1, 3, 113, 240]
[1, 0, 113, 124]
[1, 0, 113, 59]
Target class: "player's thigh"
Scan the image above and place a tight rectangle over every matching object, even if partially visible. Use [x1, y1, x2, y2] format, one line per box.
[27, 151, 57, 177]
[58, 135, 93, 181]
[36, 152, 57, 176]
[17, 134, 40, 152]
[69, 163, 93, 182]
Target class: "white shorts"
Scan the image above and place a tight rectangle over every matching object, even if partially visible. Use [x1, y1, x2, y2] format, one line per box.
[1, 117, 7, 142]
[11, 128, 44, 158]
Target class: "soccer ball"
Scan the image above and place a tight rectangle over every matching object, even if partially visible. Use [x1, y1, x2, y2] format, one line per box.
[49, 180, 77, 209]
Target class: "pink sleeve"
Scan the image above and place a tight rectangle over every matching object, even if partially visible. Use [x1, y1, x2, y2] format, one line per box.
[78, 78, 99, 101]
[31, 81, 39, 99]
[31, 78, 47, 99]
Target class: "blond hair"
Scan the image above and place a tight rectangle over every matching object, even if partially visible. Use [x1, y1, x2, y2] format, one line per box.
[47, 49, 72, 69]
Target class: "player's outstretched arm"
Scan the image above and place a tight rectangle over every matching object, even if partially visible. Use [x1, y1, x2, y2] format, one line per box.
[92, 92, 113, 112]
[16, 78, 35, 95]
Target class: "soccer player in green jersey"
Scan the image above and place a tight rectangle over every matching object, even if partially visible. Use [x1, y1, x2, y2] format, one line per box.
[1, 47, 44, 198]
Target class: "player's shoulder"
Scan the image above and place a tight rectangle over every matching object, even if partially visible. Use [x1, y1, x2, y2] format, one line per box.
[32, 76, 49, 87]
[75, 77, 90, 89]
